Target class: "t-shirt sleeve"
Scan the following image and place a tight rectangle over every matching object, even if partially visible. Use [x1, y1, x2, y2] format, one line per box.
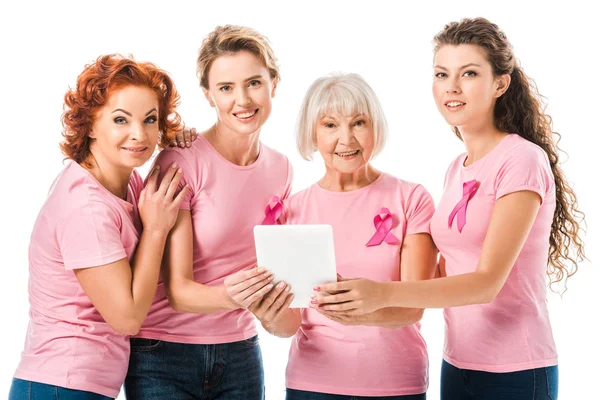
[58, 198, 127, 270]
[494, 144, 553, 203]
[152, 148, 196, 210]
[405, 184, 436, 236]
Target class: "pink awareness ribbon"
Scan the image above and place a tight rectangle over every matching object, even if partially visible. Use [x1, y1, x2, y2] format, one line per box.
[365, 207, 400, 247]
[448, 180, 480, 233]
[261, 196, 283, 225]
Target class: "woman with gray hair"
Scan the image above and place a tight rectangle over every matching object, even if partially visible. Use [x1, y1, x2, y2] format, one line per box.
[250, 73, 437, 399]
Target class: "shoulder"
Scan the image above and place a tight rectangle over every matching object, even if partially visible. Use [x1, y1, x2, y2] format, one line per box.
[260, 142, 291, 167]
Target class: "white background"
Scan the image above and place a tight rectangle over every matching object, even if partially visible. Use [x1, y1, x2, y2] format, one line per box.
[0, 1, 598, 399]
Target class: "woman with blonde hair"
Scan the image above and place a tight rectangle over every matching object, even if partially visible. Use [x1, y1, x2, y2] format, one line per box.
[125, 25, 292, 399]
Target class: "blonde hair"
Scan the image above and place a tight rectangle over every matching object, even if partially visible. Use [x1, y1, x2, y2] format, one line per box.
[296, 73, 388, 160]
[197, 25, 280, 89]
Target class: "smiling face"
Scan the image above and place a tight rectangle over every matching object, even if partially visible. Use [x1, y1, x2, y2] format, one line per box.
[432, 44, 509, 132]
[89, 85, 159, 169]
[315, 112, 374, 175]
[203, 50, 277, 136]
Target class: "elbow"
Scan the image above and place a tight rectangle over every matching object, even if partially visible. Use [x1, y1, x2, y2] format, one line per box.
[412, 308, 425, 323]
[166, 289, 186, 313]
[109, 317, 143, 336]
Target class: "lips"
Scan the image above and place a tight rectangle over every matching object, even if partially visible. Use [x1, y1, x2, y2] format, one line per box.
[233, 109, 258, 119]
[122, 146, 148, 153]
[335, 150, 360, 157]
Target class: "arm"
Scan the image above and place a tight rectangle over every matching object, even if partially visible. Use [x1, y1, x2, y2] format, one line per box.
[74, 165, 186, 335]
[316, 190, 542, 313]
[317, 233, 438, 328]
[163, 209, 275, 314]
[249, 281, 301, 338]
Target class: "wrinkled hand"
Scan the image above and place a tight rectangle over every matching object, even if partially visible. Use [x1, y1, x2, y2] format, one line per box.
[223, 267, 274, 309]
[170, 127, 198, 148]
[249, 281, 294, 331]
[310, 278, 388, 315]
[138, 163, 187, 234]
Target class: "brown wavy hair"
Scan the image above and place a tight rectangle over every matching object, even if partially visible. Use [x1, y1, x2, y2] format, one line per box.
[434, 18, 585, 291]
[61, 54, 183, 165]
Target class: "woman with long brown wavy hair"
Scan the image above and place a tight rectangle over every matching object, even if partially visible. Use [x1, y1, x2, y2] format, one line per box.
[312, 17, 585, 399]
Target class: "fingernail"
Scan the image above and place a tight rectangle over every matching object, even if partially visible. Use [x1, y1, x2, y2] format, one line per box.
[310, 293, 316, 299]
[314, 286, 320, 291]
[177, 168, 183, 173]
[256, 267, 265, 273]
[171, 162, 178, 168]
[285, 285, 290, 292]
[154, 165, 160, 171]
[186, 141, 190, 146]
[311, 299, 317, 304]
[277, 282, 285, 288]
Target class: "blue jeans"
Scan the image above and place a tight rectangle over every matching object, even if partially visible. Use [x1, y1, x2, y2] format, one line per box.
[8, 378, 112, 400]
[124, 335, 264, 400]
[440, 360, 558, 400]
[286, 388, 426, 399]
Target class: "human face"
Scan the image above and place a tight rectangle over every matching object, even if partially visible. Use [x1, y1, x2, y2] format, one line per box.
[90, 85, 159, 170]
[203, 50, 277, 136]
[432, 44, 509, 131]
[316, 112, 374, 175]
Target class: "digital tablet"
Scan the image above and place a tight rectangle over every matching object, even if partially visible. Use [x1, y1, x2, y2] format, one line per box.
[253, 224, 337, 308]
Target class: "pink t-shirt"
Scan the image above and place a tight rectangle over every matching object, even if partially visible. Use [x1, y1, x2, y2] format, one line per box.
[430, 133, 557, 373]
[136, 134, 292, 344]
[284, 172, 434, 397]
[14, 161, 143, 398]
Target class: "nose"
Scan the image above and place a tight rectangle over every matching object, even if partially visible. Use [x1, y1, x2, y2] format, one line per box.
[130, 121, 148, 142]
[236, 86, 252, 107]
[338, 124, 355, 145]
[446, 77, 461, 94]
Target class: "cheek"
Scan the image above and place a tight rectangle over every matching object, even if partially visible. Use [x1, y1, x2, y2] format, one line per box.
[315, 132, 336, 156]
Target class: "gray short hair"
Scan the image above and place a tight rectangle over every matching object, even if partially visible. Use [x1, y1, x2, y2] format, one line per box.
[296, 73, 388, 160]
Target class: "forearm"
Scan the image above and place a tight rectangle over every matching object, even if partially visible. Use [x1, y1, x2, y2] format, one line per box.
[262, 309, 302, 338]
[167, 279, 238, 314]
[383, 271, 497, 309]
[362, 307, 424, 329]
[128, 230, 169, 325]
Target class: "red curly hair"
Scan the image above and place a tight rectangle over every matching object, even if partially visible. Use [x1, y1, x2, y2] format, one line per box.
[61, 54, 183, 164]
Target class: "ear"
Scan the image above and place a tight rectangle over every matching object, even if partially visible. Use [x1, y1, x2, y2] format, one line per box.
[494, 73, 511, 98]
[202, 88, 215, 107]
[88, 130, 96, 139]
[270, 76, 279, 98]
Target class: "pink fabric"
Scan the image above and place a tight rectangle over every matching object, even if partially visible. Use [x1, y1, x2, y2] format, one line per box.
[136, 135, 292, 344]
[431, 133, 558, 372]
[14, 161, 143, 398]
[284, 172, 434, 396]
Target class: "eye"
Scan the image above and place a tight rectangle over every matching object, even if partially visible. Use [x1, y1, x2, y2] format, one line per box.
[144, 115, 158, 124]
[324, 122, 336, 129]
[248, 80, 261, 87]
[434, 72, 447, 78]
[219, 85, 231, 92]
[463, 71, 477, 77]
[354, 119, 366, 127]
[114, 116, 127, 124]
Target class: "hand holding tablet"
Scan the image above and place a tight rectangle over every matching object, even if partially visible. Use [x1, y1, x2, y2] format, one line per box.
[253, 225, 337, 308]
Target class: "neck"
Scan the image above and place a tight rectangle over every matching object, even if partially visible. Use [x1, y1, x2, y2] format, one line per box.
[204, 122, 261, 166]
[83, 148, 132, 200]
[458, 120, 508, 166]
[319, 164, 380, 192]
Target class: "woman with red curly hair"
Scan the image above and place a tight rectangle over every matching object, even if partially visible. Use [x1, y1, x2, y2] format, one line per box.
[9, 54, 188, 400]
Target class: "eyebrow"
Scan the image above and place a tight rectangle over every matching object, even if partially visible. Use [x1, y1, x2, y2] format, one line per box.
[111, 108, 157, 116]
[216, 74, 264, 86]
[434, 63, 482, 70]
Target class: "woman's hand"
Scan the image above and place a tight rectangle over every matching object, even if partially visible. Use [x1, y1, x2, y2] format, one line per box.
[249, 281, 294, 329]
[310, 278, 389, 315]
[223, 267, 275, 309]
[171, 126, 198, 148]
[138, 163, 187, 234]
